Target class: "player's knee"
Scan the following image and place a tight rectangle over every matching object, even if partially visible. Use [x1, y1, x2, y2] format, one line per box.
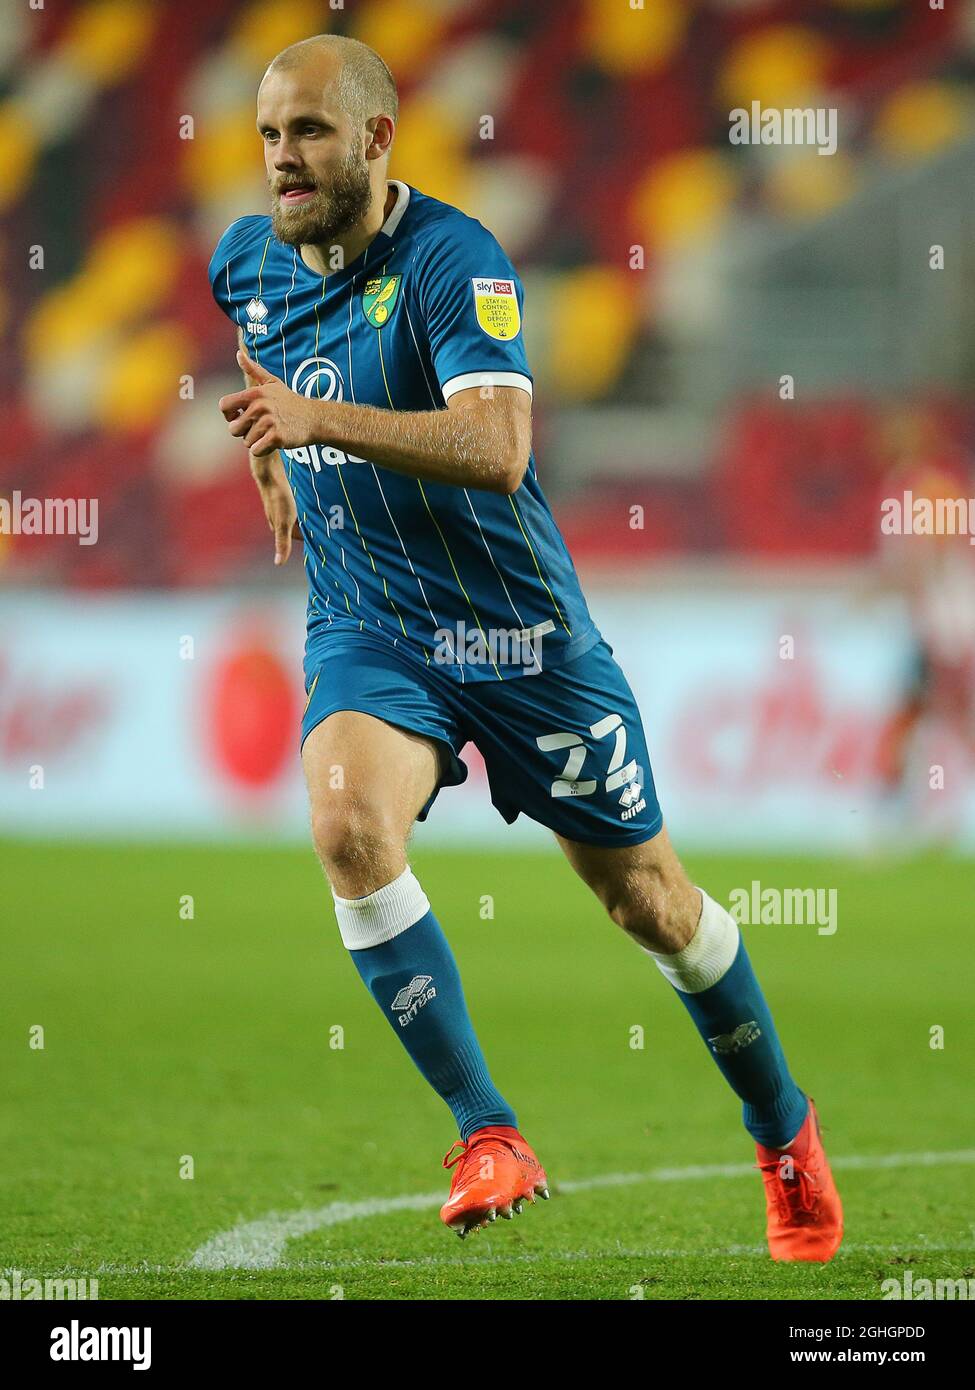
[309, 800, 401, 892]
[605, 872, 699, 954]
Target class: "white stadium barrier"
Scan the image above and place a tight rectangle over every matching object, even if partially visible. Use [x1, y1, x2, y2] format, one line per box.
[0, 583, 970, 850]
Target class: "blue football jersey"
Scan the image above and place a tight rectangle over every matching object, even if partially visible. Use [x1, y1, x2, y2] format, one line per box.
[208, 180, 600, 682]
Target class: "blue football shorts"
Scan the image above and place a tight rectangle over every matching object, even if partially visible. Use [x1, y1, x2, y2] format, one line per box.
[300, 629, 663, 848]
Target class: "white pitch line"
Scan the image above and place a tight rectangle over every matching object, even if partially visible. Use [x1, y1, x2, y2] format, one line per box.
[187, 1148, 975, 1272]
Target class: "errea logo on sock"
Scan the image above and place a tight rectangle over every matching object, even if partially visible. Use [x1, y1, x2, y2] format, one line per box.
[708, 1021, 762, 1055]
[391, 975, 436, 1027]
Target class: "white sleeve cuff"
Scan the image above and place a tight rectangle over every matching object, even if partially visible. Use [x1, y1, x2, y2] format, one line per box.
[441, 371, 533, 401]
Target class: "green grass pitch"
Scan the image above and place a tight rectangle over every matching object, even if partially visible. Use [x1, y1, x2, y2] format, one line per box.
[3, 840, 973, 1301]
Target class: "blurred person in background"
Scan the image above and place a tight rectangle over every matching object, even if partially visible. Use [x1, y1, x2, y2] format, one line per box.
[875, 406, 975, 840]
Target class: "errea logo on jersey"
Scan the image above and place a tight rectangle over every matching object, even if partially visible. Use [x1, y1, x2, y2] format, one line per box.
[245, 298, 269, 335]
[472, 277, 520, 341]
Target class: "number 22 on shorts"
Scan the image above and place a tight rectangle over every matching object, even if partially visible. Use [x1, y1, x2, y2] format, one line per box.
[536, 714, 638, 798]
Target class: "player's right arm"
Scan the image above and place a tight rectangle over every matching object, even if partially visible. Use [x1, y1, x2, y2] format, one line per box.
[236, 327, 300, 566]
[249, 444, 300, 567]
[209, 220, 299, 566]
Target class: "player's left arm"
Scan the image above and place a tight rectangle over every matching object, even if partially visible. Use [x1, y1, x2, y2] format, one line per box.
[218, 348, 531, 494]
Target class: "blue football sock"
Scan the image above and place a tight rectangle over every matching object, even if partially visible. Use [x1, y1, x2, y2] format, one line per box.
[651, 891, 809, 1149]
[335, 871, 516, 1141]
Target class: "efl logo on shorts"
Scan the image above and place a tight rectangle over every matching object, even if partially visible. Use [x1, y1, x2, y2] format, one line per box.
[472, 277, 520, 340]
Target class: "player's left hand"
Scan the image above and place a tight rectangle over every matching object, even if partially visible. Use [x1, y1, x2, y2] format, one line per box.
[219, 346, 324, 457]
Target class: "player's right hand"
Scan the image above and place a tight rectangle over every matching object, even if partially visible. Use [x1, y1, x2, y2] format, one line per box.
[250, 449, 301, 566]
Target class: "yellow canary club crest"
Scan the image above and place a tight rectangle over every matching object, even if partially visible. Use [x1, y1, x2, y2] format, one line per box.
[362, 274, 402, 327]
[471, 276, 521, 340]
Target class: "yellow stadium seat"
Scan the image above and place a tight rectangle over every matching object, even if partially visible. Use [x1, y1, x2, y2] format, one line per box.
[720, 25, 832, 111]
[631, 148, 736, 249]
[183, 107, 264, 201]
[873, 81, 971, 162]
[26, 281, 108, 364]
[351, 0, 449, 82]
[547, 266, 639, 401]
[96, 322, 195, 432]
[581, 0, 688, 77]
[0, 99, 39, 208]
[26, 219, 182, 367]
[85, 219, 183, 319]
[388, 94, 470, 209]
[231, 0, 330, 72]
[61, 0, 156, 84]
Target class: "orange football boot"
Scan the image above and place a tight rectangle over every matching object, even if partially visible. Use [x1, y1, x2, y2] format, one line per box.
[755, 1100, 843, 1262]
[439, 1126, 550, 1238]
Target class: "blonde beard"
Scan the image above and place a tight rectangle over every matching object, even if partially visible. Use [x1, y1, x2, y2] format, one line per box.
[270, 152, 372, 248]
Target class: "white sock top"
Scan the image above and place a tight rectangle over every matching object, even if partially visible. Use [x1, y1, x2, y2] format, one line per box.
[647, 889, 740, 994]
[332, 867, 430, 951]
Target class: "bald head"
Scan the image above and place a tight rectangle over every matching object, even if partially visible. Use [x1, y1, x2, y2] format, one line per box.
[263, 34, 398, 129]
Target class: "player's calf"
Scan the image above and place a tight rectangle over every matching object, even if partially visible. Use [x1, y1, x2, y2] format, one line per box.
[559, 824, 700, 953]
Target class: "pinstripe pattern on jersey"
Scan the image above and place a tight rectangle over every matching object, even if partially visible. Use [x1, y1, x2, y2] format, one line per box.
[311, 269, 409, 639]
[376, 313, 503, 681]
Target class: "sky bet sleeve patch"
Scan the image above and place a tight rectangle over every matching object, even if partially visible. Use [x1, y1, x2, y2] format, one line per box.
[472, 277, 521, 340]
